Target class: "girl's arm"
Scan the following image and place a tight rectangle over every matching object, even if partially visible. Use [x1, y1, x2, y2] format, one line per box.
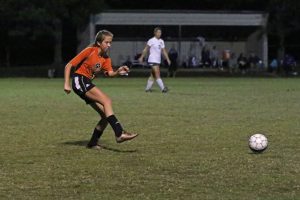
[64, 47, 92, 94]
[138, 45, 150, 63]
[107, 66, 130, 77]
[64, 63, 73, 94]
[162, 48, 171, 66]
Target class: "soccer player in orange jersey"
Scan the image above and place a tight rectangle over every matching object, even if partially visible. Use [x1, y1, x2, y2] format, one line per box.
[64, 30, 138, 150]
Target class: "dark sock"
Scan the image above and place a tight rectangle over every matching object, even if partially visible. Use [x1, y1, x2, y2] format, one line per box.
[107, 115, 123, 137]
[87, 128, 103, 147]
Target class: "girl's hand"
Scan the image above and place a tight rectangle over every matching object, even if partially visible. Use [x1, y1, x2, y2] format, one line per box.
[167, 59, 171, 66]
[138, 57, 143, 63]
[64, 83, 72, 94]
[118, 66, 130, 75]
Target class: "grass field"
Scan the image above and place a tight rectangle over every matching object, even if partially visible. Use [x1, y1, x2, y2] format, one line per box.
[0, 77, 299, 200]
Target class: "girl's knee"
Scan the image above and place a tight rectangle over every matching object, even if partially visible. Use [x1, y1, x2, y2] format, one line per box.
[101, 96, 112, 107]
[105, 97, 112, 106]
[95, 96, 111, 106]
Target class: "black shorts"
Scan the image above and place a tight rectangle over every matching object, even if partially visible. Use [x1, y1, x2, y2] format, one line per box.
[72, 74, 95, 104]
[148, 62, 160, 67]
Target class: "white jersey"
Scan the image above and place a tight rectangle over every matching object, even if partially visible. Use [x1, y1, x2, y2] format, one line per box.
[147, 37, 165, 64]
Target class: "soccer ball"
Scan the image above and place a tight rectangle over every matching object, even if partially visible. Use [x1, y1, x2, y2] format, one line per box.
[249, 134, 268, 153]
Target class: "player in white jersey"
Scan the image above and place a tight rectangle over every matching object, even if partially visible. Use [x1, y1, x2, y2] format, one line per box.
[139, 27, 171, 93]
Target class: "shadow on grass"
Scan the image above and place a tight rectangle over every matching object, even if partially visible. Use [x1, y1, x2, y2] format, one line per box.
[247, 152, 267, 155]
[63, 140, 88, 146]
[62, 140, 138, 153]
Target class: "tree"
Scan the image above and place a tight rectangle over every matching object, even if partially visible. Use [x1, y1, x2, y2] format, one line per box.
[0, 0, 106, 66]
[0, 0, 48, 67]
[267, 0, 300, 59]
[40, 0, 106, 65]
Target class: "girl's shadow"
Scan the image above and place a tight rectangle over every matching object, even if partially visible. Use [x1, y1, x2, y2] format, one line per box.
[62, 140, 138, 153]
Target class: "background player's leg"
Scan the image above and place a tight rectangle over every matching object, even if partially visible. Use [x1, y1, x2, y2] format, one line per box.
[87, 102, 108, 148]
[145, 73, 154, 92]
[153, 65, 166, 91]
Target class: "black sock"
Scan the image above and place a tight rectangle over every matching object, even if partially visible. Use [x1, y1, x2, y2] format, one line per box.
[87, 128, 103, 147]
[107, 115, 123, 137]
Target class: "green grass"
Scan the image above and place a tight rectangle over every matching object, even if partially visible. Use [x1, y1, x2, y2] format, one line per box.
[0, 77, 299, 200]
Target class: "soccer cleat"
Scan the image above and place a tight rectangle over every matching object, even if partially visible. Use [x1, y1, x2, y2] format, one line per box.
[86, 144, 103, 150]
[116, 131, 138, 143]
[145, 89, 152, 93]
[162, 87, 169, 93]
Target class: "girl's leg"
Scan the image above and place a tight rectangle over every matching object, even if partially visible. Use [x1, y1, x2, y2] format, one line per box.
[85, 87, 138, 143]
[145, 73, 154, 92]
[152, 65, 167, 92]
[87, 102, 108, 148]
[85, 87, 114, 116]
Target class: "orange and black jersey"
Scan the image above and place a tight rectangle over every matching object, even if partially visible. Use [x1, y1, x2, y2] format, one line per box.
[69, 46, 113, 79]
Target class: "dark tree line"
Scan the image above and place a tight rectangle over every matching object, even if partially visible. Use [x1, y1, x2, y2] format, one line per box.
[267, 0, 300, 59]
[0, 0, 106, 67]
[0, 0, 299, 67]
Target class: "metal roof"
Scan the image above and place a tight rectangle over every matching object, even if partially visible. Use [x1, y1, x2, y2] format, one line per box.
[92, 10, 268, 26]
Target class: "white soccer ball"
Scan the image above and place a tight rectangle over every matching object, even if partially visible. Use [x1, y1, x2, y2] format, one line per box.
[249, 133, 268, 153]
